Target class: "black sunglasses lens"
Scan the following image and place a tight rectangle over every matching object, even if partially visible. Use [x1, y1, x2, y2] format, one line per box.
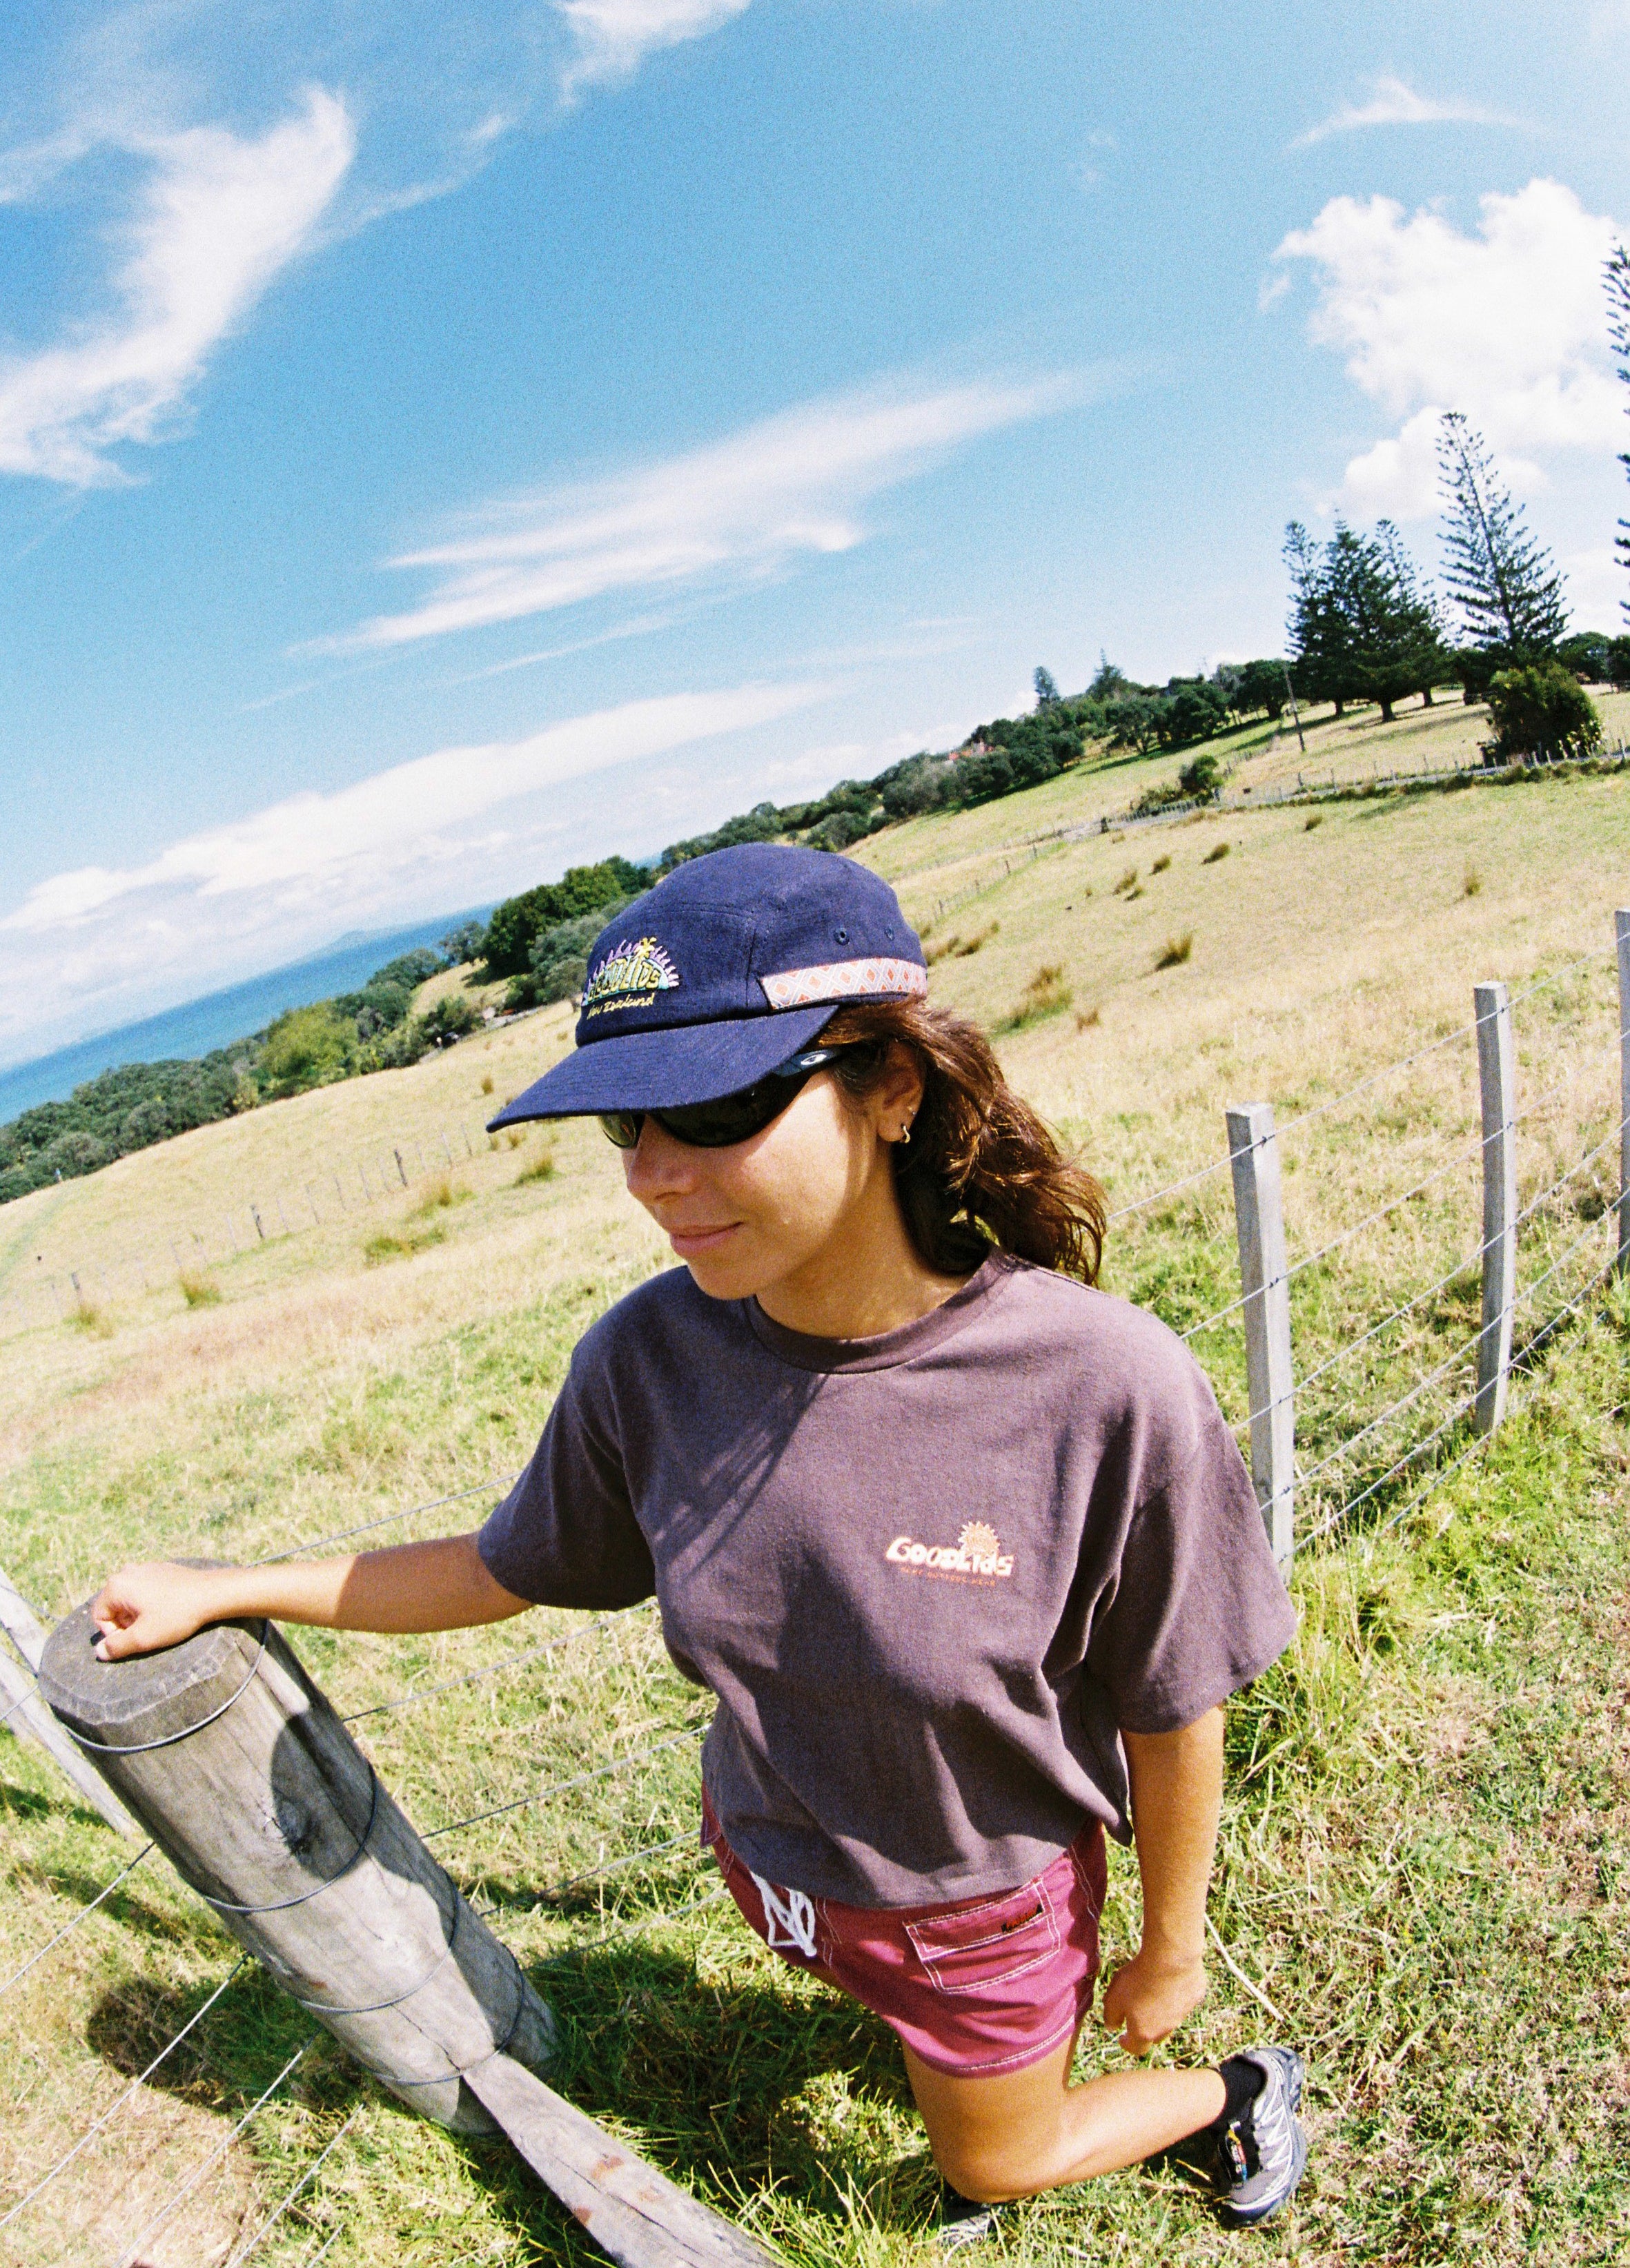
[598, 1111, 643, 1149]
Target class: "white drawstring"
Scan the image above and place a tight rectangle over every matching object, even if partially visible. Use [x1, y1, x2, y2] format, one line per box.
[750, 1871, 818, 1958]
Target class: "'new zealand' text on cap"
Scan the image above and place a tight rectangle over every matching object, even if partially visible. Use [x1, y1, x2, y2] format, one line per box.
[487, 843, 927, 1125]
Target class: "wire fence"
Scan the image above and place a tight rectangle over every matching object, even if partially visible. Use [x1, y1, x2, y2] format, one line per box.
[0, 1102, 550, 1341]
[1, 914, 1626, 2256]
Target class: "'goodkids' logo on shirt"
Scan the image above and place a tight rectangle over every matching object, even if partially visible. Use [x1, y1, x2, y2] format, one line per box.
[582, 937, 680, 1019]
[885, 1521, 1014, 1581]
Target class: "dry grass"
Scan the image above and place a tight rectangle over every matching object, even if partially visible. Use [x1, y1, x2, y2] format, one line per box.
[177, 1270, 221, 1309]
[1154, 932, 1195, 970]
[996, 962, 1072, 1033]
[2, 706, 1630, 2262]
[514, 1144, 557, 1187]
[1203, 841, 1231, 864]
[1151, 854, 1171, 874]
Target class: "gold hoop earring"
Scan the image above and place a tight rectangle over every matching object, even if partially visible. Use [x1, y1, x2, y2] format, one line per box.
[898, 1124, 912, 1146]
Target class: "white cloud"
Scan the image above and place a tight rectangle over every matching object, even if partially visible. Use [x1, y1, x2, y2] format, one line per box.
[0, 678, 823, 1057]
[3, 683, 818, 937]
[0, 89, 354, 486]
[1290, 75, 1524, 150]
[1271, 177, 1624, 516]
[557, 0, 752, 97]
[331, 372, 1082, 649]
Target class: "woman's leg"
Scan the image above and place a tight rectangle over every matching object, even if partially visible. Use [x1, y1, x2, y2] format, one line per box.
[903, 2026, 1225, 2204]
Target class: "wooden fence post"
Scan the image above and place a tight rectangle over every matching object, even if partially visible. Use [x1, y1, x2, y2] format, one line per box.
[1226, 1104, 1295, 1567]
[39, 1602, 776, 2268]
[0, 1570, 137, 1836]
[1473, 981, 1517, 1435]
[1617, 910, 1630, 1278]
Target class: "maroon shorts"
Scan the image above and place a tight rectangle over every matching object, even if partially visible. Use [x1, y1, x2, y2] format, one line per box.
[703, 1794, 1108, 2077]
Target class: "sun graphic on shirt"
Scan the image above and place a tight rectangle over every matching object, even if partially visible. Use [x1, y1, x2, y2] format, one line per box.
[959, 1521, 1001, 1560]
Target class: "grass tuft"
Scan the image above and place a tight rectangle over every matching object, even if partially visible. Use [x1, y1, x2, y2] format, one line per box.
[996, 963, 1072, 1033]
[1464, 863, 1483, 896]
[413, 1175, 470, 1217]
[67, 1297, 112, 1336]
[925, 920, 999, 966]
[177, 1270, 222, 1309]
[515, 1145, 558, 1187]
[1151, 853, 1171, 874]
[1203, 841, 1231, 863]
[1155, 932, 1195, 970]
[1304, 813, 1323, 831]
[362, 1224, 446, 1265]
[1075, 1005, 1102, 1031]
[480, 1073, 495, 1095]
[1113, 866, 1138, 894]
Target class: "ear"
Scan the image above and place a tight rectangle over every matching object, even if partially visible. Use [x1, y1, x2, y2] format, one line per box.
[870, 1040, 925, 1131]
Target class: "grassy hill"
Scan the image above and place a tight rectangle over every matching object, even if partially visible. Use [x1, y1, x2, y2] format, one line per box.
[0, 694, 1627, 2265]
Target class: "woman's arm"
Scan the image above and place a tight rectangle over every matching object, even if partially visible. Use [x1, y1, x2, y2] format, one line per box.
[1099, 1705, 1224, 2055]
[91, 1533, 531, 1661]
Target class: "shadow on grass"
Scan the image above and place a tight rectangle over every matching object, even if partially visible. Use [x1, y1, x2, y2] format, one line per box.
[86, 1933, 939, 2260]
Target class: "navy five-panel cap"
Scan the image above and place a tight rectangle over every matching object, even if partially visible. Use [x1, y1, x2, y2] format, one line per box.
[487, 843, 928, 1128]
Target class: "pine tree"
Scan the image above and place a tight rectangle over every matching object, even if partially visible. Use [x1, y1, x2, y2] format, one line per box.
[1435, 411, 1568, 658]
[1375, 520, 1451, 706]
[1607, 244, 1630, 623]
[1285, 520, 1354, 714]
[1033, 666, 1061, 709]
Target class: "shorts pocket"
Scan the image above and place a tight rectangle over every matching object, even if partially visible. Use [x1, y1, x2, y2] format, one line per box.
[904, 1879, 1061, 1996]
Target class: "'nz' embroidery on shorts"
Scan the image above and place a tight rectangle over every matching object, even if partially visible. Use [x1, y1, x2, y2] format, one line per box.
[885, 1521, 1015, 1581]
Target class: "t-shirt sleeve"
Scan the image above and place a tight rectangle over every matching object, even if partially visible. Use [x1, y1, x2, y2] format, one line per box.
[478, 1338, 656, 1610]
[1083, 1356, 1296, 1735]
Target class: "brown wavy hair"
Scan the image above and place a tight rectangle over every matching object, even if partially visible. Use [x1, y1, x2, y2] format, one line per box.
[818, 999, 1106, 1282]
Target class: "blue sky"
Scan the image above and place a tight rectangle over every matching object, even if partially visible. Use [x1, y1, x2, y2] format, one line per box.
[1, 0, 1626, 1070]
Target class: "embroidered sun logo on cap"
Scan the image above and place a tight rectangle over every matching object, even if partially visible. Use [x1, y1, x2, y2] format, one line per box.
[582, 936, 680, 1015]
[958, 1521, 1001, 1561]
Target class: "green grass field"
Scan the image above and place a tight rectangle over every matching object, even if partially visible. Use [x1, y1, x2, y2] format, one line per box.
[1, 692, 1628, 2266]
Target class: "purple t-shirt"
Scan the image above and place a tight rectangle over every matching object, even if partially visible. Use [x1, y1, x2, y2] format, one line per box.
[479, 1252, 1294, 1906]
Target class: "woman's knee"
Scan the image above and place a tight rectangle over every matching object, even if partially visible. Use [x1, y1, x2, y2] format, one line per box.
[926, 2131, 1057, 2204]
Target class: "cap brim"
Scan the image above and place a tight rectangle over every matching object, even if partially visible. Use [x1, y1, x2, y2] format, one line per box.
[487, 1004, 836, 1128]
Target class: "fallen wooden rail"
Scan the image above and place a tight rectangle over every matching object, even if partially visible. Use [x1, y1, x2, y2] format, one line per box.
[38, 1600, 776, 2268]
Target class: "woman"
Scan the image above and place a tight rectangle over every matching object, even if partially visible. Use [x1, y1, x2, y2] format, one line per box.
[93, 843, 1305, 2243]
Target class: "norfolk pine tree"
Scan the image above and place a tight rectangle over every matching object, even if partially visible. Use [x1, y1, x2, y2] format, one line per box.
[1435, 411, 1569, 659]
[1608, 243, 1629, 622]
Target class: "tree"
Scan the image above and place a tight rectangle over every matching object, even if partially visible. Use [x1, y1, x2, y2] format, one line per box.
[439, 920, 487, 967]
[1608, 244, 1630, 621]
[1286, 520, 1446, 721]
[1285, 521, 1356, 714]
[1229, 660, 1290, 720]
[1436, 411, 1568, 660]
[1033, 667, 1061, 709]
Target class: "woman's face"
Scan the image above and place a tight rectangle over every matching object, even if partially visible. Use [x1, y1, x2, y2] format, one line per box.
[620, 1055, 919, 1307]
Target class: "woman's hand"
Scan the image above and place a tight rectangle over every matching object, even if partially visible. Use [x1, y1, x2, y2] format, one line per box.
[1100, 1946, 1207, 2055]
[92, 1563, 230, 1660]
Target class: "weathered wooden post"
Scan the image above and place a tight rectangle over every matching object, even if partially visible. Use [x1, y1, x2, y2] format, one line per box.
[1473, 981, 1517, 1436]
[0, 1569, 136, 1836]
[1617, 910, 1630, 1279]
[1226, 1104, 1295, 1567]
[39, 1601, 776, 2268]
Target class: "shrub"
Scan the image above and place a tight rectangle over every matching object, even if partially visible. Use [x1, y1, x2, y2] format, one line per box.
[1155, 932, 1195, 970]
[1203, 842, 1231, 864]
[1177, 747, 1225, 798]
[178, 1271, 221, 1308]
[422, 995, 480, 1043]
[1483, 662, 1603, 764]
[262, 1004, 358, 1096]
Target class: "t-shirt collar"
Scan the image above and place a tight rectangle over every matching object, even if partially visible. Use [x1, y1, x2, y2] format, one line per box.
[742, 1250, 1015, 1373]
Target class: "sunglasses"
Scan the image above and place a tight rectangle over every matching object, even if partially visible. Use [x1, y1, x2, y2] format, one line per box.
[598, 1047, 844, 1151]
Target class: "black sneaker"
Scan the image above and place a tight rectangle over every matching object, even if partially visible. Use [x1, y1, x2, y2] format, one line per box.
[934, 2182, 1003, 2249]
[1214, 2045, 1307, 2225]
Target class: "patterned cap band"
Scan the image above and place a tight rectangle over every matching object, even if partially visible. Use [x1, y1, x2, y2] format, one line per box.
[759, 957, 930, 1010]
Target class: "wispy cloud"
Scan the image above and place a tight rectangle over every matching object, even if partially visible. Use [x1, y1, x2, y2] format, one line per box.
[0, 678, 822, 1055]
[0, 89, 353, 486]
[327, 371, 1084, 650]
[1290, 75, 1524, 151]
[1270, 177, 1623, 517]
[557, 0, 753, 97]
[3, 683, 818, 937]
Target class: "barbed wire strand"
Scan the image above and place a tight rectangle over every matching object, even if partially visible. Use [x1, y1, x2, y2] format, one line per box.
[255, 1476, 515, 1567]
[0, 1842, 156, 2003]
[341, 1607, 636, 1727]
[423, 1721, 709, 1842]
[223, 2105, 364, 2268]
[115, 2037, 317, 2268]
[0, 1958, 248, 2233]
